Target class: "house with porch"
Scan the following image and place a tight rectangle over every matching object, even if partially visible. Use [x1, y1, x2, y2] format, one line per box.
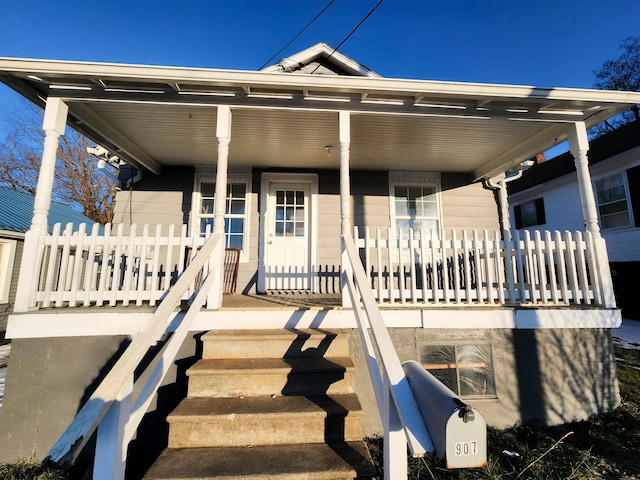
[508, 120, 640, 320]
[1, 43, 639, 479]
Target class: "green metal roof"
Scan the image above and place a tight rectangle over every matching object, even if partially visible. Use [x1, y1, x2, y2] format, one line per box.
[0, 187, 96, 234]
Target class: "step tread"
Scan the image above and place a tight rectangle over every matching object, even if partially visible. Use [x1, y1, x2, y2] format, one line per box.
[188, 357, 354, 375]
[201, 328, 348, 341]
[168, 393, 363, 420]
[143, 441, 376, 480]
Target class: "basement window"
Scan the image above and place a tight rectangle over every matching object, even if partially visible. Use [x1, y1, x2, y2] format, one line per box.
[420, 344, 497, 399]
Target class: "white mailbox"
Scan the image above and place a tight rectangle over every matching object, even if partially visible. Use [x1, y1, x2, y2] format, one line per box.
[402, 360, 487, 469]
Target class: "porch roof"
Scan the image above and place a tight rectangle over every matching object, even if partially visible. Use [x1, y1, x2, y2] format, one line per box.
[1, 56, 639, 180]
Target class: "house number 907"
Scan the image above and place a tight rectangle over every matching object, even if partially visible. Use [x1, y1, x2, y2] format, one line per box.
[454, 441, 478, 456]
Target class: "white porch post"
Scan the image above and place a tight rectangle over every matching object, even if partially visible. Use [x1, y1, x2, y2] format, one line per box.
[568, 121, 600, 238]
[14, 98, 68, 312]
[207, 105, 232, 309]
[339, 111, 353, 308]
[567, 121, 616, 307]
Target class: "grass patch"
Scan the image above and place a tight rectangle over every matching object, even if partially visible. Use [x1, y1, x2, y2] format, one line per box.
[0, 459, 70, 480]
[366, 345, 640, 479]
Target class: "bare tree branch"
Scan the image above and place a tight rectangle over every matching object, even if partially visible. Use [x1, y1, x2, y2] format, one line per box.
[0, 104, 116, 224]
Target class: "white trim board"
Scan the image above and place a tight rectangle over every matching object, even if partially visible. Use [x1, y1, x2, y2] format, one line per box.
[6, 307, 622, 339]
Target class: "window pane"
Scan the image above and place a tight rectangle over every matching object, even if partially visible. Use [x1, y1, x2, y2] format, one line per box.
[286, 207, 295, 220]
[596, 173, 625, 204]
[200, 218, 214, 234]
[230, 183, 246, 198]
[201, 199, 214, 215]
[227, 235, 243, 250]
[395, 198, 409, 217]
[229, 199, 245, 215]
[602, 212, 631, 229]
[201, 182, 215, 197]
[457, 345, 496, 397]
[295, 221, 304, 237]
[296, 190, 304, 205]
[285, 190, 294, 203]
[421, 345, 458, 393]
[276, 190, 284, 204]
[275, 222, 284, 236]
[276, 206, 285, 221]
[285, 222, 294, 236]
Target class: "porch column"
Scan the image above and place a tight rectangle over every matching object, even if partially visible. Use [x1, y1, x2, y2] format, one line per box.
[568, 121, 616, 307]
[14, 98, 68, 312]
[567, 121, 600, 238]
[339, 111, 353, 307]
[208, 105, 232, 308]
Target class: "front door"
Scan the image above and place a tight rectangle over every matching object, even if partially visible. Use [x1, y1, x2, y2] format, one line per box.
[265, 182, 311, 290]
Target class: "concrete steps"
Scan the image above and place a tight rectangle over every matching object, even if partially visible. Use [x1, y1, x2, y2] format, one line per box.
[142, 329, 375, 479]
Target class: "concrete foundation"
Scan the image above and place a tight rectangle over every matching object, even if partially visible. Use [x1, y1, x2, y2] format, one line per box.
[0, 326, 620, 477]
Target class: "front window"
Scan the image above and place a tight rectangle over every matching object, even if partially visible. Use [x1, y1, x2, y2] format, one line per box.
[595, 172, 631, 229]
[390, 173, 441, 239]
[514, 198, 546, 229]
[195, 173, 251, 260]
[421, 344, 497, 398]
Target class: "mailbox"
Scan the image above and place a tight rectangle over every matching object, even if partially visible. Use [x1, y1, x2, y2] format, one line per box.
[402, 360, 487, 469]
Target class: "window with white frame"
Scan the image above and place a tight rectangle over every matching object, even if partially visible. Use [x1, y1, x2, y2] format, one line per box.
[0, 239, 17, 304]
[595, 172, 632, 229]
[194, 173, 251, 259]
[389, 173, 441, 238]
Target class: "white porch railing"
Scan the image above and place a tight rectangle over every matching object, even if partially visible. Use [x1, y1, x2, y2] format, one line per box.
[355, 227, 615, 308]
[31, 223, 210, 309]
[21, 223, 614, 311]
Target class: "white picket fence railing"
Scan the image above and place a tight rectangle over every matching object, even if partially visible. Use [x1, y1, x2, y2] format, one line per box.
[29, 223, 611, 309]
[355, 227, 610, 307]
[34, 223, 209, 308]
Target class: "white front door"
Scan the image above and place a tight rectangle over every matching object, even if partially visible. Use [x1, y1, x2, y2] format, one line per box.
[265, 182, 311, 290]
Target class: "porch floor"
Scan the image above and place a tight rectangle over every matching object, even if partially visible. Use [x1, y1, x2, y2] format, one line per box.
[220, 292, 343, 310]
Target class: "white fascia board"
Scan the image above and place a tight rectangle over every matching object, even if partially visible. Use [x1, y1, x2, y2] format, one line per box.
[2, 57, 640, 108]
[6, 307, 622, 338]
[0, 230, 26, 240]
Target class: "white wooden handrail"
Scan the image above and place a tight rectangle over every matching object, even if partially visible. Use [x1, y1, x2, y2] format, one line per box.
[342, 233, 433, 479]
[45, 232, 223, 465]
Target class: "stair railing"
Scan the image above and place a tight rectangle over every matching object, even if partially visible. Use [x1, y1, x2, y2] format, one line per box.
[342, 233, 433, 480]
[45, 233, 224, 480]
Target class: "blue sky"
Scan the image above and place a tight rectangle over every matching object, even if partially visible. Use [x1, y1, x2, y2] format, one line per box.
[1, 1, 639, 122]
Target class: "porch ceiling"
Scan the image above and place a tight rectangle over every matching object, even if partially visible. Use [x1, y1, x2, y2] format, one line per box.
[2, 57, 639, 180]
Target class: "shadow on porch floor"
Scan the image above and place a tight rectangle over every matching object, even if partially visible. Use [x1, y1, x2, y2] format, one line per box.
[220, 292, 343, 310]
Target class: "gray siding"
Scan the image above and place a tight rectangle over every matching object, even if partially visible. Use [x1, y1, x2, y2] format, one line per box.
[112, 166, 194, 228]
[441, 179, 500, 234]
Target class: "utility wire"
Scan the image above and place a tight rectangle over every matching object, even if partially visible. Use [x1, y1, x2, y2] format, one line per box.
[258, 0, 337, 70]
[310, 0, 384, 74]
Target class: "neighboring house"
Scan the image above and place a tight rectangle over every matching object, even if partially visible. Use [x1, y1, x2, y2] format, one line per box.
[1, 43, 639, 476]
[508, 121, 640, 320]
[0, 187, 96, 334]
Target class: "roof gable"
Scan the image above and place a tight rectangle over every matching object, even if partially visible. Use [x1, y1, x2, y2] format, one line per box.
[260, 42, 381, 77]
[0, 187, 96, 234]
